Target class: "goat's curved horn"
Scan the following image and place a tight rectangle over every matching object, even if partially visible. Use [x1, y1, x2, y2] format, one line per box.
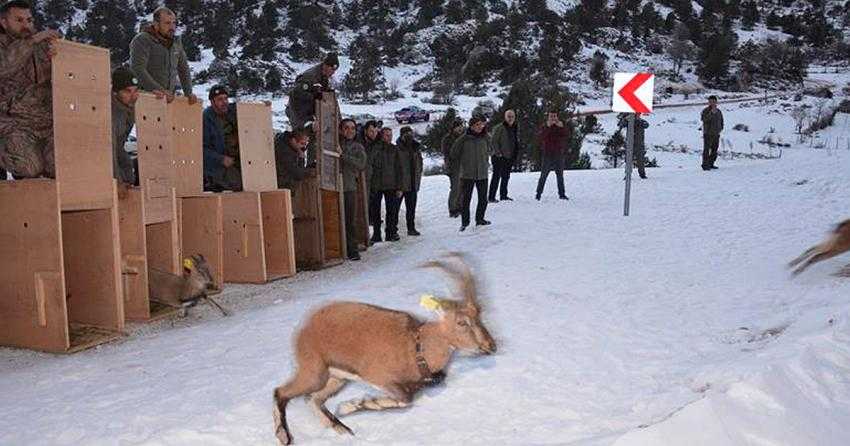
[421, 253, 479, 309]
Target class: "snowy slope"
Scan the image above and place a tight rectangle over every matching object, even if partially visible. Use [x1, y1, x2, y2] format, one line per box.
[3, 93, 850, 444]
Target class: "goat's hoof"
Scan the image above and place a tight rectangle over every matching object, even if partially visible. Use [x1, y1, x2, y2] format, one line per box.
[275, 427, 292, 445]
[336, 401, 359, 417]
[333, 422, 354, 436]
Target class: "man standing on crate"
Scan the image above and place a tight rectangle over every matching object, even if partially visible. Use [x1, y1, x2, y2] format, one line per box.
[202, 85, 243, 192]
[286, 53, 339, 133]
[0, 0, 61, 179]
[129, 7, 198, 104]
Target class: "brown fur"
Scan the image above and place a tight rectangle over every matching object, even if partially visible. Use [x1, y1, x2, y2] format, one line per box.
[148, 254, 228, 316]
[272, 253, 496, 445]
[789, 219, 850, 276]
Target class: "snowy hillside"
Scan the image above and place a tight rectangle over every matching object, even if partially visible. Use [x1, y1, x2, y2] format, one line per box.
[3, 73, 850, 444]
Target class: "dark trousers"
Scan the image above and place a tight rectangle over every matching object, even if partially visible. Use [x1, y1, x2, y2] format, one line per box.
[369, 190, 400, 236]
[461, 179, 488, 227]
[488, 156, 513, 200]
[635, 149, 647, 178]
[0, 167, 7, 180]
[344, 191, 358, 257]
[702, 134, 720, 167]
[536, 153, 565, 197]
[401, 190, 418, 231]
[448, 171, 461, 215]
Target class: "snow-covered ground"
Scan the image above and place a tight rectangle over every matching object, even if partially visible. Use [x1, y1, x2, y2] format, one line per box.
[3, 85, 850, 444]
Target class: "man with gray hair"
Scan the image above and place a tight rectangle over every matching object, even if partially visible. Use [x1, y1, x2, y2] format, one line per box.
[129, 6, 197, 104]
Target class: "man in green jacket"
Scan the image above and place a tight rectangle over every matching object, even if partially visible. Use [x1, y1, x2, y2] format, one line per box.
[129, 7, 197, 104]
[286, 53, 339, 132]
[340, 119, 367, 261]
[488, 109, 519, 203]
[396, 126, 423, 236]
[441, 117, 464, 218]
[450, 115, 491, 231]
[701, 95, 724, 171]
[369, 127, 402, 242]
[110, 66, 141, 188]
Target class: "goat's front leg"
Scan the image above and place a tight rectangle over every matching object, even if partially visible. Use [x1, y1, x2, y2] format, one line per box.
[336, 383, 414, 417]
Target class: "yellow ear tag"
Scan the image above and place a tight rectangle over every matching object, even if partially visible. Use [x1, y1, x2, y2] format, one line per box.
[183, 258, 195, 270]
[420, 294, 442, 311]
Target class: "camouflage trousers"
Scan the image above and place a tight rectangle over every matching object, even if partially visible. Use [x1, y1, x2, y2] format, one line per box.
[0, 127, 55, 179]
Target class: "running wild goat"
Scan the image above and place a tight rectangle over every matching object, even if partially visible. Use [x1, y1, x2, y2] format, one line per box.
[148, 254, 229, 316]
[272, 253, 497, 445]
[789, 219, 850, 276]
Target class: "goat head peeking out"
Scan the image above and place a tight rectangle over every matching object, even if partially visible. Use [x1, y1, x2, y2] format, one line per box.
[272, 253, 497, 445]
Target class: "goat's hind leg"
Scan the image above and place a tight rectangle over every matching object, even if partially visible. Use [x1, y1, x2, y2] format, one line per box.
[273, 364, 329, 445]
[336, 383, 413, 417]
[789, 245, 819, 268]
[793, 249, 841, 276]
[308, 377, 353, 436]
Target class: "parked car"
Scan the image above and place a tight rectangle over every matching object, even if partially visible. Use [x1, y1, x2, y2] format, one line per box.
[394, 106, 431, 124]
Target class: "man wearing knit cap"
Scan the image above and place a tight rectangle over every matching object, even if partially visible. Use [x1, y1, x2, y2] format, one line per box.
[0, 0, 61, 179]
[111, 66, 141, 187]
[286, 52, 339, 132]
[202, 84, 242, 192]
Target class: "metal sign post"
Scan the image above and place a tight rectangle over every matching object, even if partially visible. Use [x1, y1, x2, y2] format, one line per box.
[624, 114, 634, 216]
[612, 72, 654, 217]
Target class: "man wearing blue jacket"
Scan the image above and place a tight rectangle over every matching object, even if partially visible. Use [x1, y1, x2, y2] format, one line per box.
[202, 85, 242, 191]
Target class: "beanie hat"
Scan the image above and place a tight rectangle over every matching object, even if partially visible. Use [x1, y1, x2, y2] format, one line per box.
[323, 52, 340, 68]
[111, 66, 139, 92]
[208, 84, 228, 101]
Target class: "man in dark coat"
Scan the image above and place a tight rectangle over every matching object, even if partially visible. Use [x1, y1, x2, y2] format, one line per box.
[340, 119, 367, 260]
[286, 53, 339, 131]
[441, 117, 464, 218]
[536, 111, 569, 201]
[450, 115, 491, 231]
[396, 126, 424, 236]
[701, 95, 724, 171]
[274, 129, 315, 191]
[202, 85, 242, 191]
[618, 113, 650, 179]
[488, 109, 519, 202]
[369, 128, 402, 242]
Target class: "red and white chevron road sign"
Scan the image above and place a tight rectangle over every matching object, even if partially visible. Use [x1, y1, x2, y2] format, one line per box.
[612, 72, 654, 113]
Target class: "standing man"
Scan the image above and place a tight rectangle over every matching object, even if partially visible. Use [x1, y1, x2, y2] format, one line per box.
[130, 7, 197, 104]
[0, 0, 61, 179]
[536, 111, 569, 201]
[450, 115, 491, 232]
[701, 95, 723, 171]
[111, 66, 141, 188]
[618, 113, 650, 179]
[369, 127, 402, 242]
[286, 53, 339, 132]
[488, 109, 519, 203]
[441, 117, 464, 218]
[274, 129, 315, 191]
[396, 126, 423, 236]
[340, 119, 367, 261]
[202, 85, 242, 192]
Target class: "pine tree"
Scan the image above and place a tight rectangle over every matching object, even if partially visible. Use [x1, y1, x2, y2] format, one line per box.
[741, 1, 760, 30]
[415, 0, 443, 27]
[602, 130, 626, 168]
[285, 0, 337, 62]
[667, 22, 694, 76]
[588, 51, 609, 89]
[242, 1, 284, 62]
[344, 35, 386, 103]
[423, 107, 460, 160]
[82, 0, 139, 64]
[697, 27, 737, 86]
